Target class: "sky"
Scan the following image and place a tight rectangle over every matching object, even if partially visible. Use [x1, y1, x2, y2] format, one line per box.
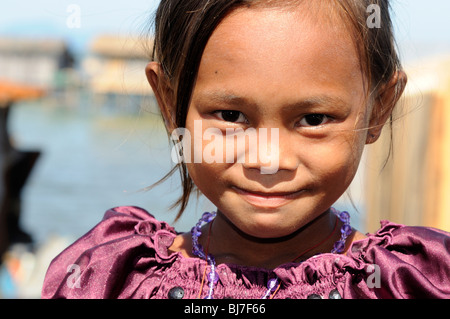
[1, 0, 450, 62]
[1, 0, 160, 53]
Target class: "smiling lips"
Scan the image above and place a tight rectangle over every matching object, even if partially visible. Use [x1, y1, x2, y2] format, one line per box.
[232, 186, 306, 208]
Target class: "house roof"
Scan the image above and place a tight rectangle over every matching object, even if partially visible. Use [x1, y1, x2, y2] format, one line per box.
[0, 37, 69, 56]
[0, 80, 45, 107]
[90, 35, 153, 59]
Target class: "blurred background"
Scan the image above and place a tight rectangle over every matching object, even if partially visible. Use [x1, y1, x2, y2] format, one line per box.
[0, 0, 449, 298]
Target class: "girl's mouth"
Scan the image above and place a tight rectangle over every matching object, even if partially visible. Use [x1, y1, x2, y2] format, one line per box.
[232, 186, 306, 208]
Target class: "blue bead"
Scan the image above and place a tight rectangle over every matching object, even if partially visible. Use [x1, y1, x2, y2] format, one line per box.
[267, 278, 279, 291]
[339, 211, 350, 223]
[192, 246, 205, 258]
[192, 243, 203, 253]
[208, 271, 220, 284]
[202, 212, 215, 222]
[333, 240, 346, 253]
[193, 229, 202, 237]
[191, 227, 200, 236]
[341, 224, 353, 236]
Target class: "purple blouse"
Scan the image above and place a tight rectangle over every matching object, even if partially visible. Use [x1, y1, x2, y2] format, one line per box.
[41, 206, 450, 299]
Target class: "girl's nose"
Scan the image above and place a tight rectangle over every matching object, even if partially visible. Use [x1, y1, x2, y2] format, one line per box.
[242, 128, 299, 174]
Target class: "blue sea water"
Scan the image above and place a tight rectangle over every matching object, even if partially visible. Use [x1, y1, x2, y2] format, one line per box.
[8, 98, 211, 246]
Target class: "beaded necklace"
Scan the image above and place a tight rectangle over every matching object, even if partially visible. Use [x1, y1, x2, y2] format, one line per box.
[191, 208, 352, 299]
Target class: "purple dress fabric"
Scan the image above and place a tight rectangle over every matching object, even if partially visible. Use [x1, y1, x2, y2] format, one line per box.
[41, 206, 450, 299]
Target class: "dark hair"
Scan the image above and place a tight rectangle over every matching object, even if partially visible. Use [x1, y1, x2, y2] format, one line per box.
[149, 0, 404, 220]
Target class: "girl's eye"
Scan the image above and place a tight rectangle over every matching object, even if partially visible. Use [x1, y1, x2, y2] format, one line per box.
[299, 114, 331, 127]
[215, 110, 247, 123]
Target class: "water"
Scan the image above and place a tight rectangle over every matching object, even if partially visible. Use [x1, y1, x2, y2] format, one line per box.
[8, 98, 211, 246]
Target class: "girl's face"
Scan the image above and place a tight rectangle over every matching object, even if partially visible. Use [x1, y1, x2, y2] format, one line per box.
[185, 6, 372, 239]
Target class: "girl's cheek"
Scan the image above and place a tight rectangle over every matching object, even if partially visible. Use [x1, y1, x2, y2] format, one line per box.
[307, 139, 359, 179]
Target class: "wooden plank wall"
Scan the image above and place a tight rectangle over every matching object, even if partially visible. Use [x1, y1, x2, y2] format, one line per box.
[364, 57, 450, 233]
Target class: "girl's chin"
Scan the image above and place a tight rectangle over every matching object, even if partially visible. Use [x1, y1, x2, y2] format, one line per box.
[219, 209, 308, 240]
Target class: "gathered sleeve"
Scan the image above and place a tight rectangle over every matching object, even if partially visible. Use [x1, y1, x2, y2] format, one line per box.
[345, 221, 450, 299]
[41, 206, 178, 299]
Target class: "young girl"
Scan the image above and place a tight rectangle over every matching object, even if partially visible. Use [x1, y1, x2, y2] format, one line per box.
[42, 0, 450, 299]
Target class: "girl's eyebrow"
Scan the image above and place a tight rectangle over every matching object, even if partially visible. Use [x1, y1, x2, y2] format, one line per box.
[195, 91, 351, 111]
[195, 92, 252, 107]
[285, 96, 352, 112]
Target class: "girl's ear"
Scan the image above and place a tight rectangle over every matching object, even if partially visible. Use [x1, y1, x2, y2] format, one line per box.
[145, 62, 176, 132]
[366, 70, 407, 144]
